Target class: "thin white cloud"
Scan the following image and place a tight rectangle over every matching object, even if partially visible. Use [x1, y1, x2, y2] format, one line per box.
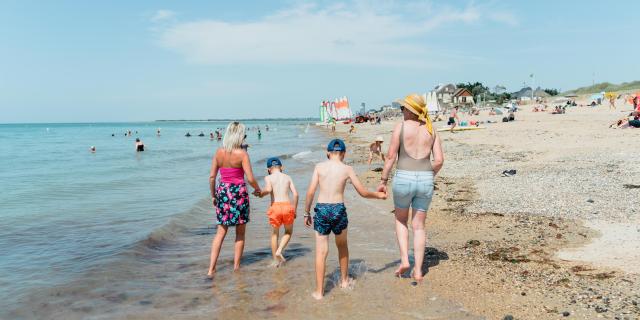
[154, 1, 516, 67]
[488, 11, 518, 26]
[151, 9, 176, 22]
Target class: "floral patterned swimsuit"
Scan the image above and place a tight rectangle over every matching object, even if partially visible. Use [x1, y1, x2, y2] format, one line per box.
[215, 167, 249, 226]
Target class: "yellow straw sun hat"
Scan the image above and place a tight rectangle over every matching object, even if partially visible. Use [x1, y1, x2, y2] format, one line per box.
[395, 93, 433, 135]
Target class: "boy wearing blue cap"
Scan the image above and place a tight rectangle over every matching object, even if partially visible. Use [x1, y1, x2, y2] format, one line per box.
[258, 157, 299, 266]
[304, 139, 387, 300]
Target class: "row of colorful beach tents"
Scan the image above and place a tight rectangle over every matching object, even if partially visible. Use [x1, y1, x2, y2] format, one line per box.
[317, 91, 640, 124]
[318, 93, 442, 124]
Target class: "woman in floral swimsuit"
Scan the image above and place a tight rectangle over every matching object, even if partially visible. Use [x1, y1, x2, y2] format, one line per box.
[207, 121, 261, 278]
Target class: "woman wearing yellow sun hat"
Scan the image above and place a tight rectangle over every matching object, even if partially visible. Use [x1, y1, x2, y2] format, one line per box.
[377, 93, 444, 283]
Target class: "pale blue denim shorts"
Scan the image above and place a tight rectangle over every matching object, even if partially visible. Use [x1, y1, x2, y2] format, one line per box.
[392, 170, 434, 212]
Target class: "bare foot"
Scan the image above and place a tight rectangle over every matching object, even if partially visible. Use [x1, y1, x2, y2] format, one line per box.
[206, 269, 215, 279]
[275, 252, 286, 266]
[340, 277, 355, 290]
[394, 263, 410, 277]
[412, 270, 424, 283]
[311, 292, 323, 300]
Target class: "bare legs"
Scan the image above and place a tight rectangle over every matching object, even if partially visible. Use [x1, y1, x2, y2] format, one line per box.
[270, 226, 279, 261]
[208, 225, 228, 277]
[271, 224, 293, 265]
[233, 224, 246, 271]
[411, 209, 427, 282]
[335, 230, 350, 288]
[313, 233, 329, 300]
[394, 207, 411, 276]
[394, 208, 427, 281]
[368, 153, 386, 168]
[207, 224, 246, 277]
[313, 230, 351, 300]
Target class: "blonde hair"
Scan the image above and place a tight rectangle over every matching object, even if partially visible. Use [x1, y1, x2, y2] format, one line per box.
[223, 121, 246, 152]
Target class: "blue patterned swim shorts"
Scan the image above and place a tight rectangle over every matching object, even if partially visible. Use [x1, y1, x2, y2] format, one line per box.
[313, 203, 348, 235]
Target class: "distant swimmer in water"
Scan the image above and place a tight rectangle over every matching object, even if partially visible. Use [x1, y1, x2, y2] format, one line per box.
[157, 128, 161, 136]
[90, 146, 96, 153]
[135, 138, 145, 152]
[210, 132, 215, 140]
[258, 129, 262, 140]
[185, 132, 192, 137]
[111, 133, 115, 137]
[217, 131, 222, 141]
[198, 131, 205, 137]
[265, 125, 269, 131]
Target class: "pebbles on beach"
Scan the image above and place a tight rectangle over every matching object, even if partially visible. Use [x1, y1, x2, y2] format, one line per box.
[337, 106, 640, 319]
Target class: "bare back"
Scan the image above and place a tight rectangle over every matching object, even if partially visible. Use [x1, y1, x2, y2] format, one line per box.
[216, 148, 245, 168]
[399, 120, 434, 160]
[315, 160, 352, 203]
[265, 172, 293, 203]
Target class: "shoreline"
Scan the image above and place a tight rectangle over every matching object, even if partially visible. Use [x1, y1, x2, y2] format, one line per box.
[326, 108, 640, 319]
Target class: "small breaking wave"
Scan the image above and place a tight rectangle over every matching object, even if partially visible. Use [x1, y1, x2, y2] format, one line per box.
[292, 150, 312, 159]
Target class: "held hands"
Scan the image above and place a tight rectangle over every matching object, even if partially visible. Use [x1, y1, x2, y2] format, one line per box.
[376, 190, 388, 200]
[251, 189, 262, 197]
[376, 182, 387, 193]
[304, 214, 313, 227]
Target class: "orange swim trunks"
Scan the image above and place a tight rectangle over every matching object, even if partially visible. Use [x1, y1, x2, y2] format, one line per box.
[267, 202, 295, 227]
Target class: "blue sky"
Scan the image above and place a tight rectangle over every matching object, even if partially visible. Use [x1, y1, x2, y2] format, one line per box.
[1, 0, 639, 123]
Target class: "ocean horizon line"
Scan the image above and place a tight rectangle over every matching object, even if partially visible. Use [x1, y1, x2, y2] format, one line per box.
[0, 117, 318, 126]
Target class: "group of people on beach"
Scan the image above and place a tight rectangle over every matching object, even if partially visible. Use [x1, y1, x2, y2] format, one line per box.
[207, 93, 444, 299]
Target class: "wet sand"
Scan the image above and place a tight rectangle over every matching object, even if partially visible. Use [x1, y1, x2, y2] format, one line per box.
[8, 147, 480, 319]
[9, 106, 640, 319]
[336, 103, 640, 319]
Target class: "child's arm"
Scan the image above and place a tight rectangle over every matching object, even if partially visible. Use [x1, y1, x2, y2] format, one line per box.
[304, 166, 319, 227]
[348, 166, 386, 200]
[289, 177, 299, 218]
[258, 177, 272, 198]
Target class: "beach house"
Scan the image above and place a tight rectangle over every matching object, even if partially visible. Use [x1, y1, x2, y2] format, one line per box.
[452, 88, 475, 106]
[434, 83, 475, 108]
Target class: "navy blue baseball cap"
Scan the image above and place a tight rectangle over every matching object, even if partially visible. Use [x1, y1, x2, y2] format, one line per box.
[267, 157, 282, 168]
[327, 139, 346, 152]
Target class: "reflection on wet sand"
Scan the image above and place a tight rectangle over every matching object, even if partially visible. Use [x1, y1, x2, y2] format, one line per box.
[9, 164, 479, 320]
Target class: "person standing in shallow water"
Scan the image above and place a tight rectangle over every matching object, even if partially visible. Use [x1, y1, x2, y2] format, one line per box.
[377, 93, 444, 283]
[207, 121, 261, 278]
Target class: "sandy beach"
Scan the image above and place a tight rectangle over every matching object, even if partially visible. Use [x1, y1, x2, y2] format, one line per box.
[331, 102, 640, 319]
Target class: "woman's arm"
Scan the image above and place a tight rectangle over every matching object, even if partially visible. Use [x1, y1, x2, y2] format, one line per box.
[209, 150, 220, 201]
[431, 134, 444, 175]
[242, 152, 261, 192]
[377, 122, 401, 192]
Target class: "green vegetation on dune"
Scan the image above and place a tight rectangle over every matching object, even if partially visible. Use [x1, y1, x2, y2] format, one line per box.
[564, 81, 640, 95]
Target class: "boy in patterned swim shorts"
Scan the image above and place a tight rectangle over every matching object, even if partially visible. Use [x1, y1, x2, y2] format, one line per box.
[304, 139, 387, 300]
[258, 157, 299, 266]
